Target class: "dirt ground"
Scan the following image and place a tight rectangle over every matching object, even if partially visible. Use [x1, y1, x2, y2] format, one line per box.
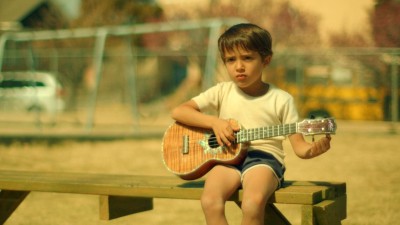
[0, 120, 399, 225]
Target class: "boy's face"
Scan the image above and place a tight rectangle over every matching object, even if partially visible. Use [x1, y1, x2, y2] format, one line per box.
[223, 47, 271, 95]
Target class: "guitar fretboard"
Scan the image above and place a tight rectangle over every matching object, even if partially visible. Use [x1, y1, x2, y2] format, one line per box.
[235, 123, 297, 143]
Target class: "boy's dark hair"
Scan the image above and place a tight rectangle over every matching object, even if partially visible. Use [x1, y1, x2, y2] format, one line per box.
[218, 23, 273, 61]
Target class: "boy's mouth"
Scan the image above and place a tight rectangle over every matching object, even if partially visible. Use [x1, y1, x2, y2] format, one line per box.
[236, 74, 247, 81]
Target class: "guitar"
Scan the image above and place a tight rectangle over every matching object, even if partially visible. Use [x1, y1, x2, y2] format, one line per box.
[161, 118, 336, 180]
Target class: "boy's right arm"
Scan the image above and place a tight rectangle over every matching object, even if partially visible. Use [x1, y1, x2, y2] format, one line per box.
[171, 100, 210, 128]
[171, 100, 238, 146]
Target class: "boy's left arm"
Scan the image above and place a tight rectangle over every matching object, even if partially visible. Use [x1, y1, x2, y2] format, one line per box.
[288, 133, 332, 159]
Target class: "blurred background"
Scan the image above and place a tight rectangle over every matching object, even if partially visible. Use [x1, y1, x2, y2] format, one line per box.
[0, 0, 399, 134]
[0, 1, 399, 225]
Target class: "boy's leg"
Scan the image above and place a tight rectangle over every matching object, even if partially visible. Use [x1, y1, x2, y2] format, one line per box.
[201, 165, 241, 225]
[241, 166, 278, 225]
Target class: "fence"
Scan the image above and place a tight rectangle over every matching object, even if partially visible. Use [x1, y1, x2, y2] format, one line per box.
[0, 18, 246, 133]
[0, 19, 399, 134]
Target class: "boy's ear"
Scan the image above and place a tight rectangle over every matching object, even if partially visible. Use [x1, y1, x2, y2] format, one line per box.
[263, 55, 272, 66]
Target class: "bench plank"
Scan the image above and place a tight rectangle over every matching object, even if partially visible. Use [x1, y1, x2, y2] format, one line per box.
[314, 195, 347, 225]
[0, 170, 346, 224]
[0, 170, 339, 205]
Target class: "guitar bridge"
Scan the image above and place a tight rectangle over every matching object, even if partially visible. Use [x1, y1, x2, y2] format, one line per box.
[182, 135, 189, 154]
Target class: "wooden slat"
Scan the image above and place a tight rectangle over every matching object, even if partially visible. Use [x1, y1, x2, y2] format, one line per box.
[313, 195, 347, 225]
[268, 186, 324, 205]
[284, 181, 346, 199]
[0, 170, 347, 224]
[0, 170, 344, 205]
[0, 171, 198, 198]
[301, 205, 316, 225]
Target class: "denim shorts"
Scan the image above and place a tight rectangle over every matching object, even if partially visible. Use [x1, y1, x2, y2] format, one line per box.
[231, 150, 285, 188]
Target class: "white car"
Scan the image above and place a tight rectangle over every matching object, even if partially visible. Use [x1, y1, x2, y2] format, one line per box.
[0, 71, 65, 113]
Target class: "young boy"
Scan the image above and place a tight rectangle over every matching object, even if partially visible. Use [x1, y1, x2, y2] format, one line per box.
[171, 23, 331, 225]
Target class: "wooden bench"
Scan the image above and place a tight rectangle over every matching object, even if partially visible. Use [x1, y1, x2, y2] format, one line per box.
[0, 170, 346, 225]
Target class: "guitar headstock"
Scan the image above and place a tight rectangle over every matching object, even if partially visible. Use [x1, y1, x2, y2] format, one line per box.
[298, 117, 337, 136]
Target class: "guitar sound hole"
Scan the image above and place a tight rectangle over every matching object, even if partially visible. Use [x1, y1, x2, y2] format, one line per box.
[208, 134, 220, 148]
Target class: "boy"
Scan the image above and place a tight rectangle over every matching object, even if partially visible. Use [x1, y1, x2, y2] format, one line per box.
[171, 23, 331, 225]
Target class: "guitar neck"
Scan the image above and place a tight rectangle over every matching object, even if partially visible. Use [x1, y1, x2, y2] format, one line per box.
[235, 123, 298, 143]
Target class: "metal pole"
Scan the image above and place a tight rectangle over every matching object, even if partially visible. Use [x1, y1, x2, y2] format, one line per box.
[86, 29, 107, 131]
[26, 43, 43, 127]
[124, 37, 140, 130]
[294, 56, 305, 118]
[0, 33, 10, 71]
[203, 22, 222, 90]
[391, 59, 399, 132]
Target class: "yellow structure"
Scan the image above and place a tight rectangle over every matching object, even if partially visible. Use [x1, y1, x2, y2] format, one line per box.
[266, 64, 385, 121]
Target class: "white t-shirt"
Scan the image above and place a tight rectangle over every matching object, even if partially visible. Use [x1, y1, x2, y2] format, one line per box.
[192, 81, 299, 164]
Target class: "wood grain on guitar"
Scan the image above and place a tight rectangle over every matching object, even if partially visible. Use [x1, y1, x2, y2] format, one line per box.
[162, 118, 336, 180]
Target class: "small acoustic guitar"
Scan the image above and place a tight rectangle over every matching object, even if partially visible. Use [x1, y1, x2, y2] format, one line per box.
[162, 118, 336, 180]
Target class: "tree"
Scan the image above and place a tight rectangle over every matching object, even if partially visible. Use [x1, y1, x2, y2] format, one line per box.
[70, 0, 163, 27]
[328, 29, 371, 47]
[198, 0, 321, 48]
[269, 1, 321, 49]
[370, 0, 400, 121]
[370, 0, 400, 47]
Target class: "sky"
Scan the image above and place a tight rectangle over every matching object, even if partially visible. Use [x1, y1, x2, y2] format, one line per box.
[157, 0, 376, 42]
[53, 0, 375, 34]
[289, 0, 375, 39]
[50, 0, 376, 43]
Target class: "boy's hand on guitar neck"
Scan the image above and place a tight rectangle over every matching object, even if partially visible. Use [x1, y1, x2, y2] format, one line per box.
[309, 134, 332, 158]
[211, 118, 240, 147]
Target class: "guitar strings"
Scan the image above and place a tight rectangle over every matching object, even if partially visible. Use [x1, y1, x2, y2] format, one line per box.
[169, 120, 333, 147]
[181, 126, 297, 145]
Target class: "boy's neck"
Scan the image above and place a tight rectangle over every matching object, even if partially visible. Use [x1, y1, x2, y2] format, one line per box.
[240, 82, 270, 97]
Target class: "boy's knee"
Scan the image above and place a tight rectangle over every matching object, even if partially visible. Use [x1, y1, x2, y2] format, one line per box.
[241, 195, 267, 216]
[201, 193, 225, 212]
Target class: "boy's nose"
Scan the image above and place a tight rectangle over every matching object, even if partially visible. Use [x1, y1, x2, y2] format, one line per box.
[236, 61, 244, 70]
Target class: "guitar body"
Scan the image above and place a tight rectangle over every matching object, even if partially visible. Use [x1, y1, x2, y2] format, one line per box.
[162, 118, 336, 180]
[162, 122, 248, 180]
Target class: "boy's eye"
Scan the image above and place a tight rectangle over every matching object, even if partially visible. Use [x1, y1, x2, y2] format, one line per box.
[225, 57, 235, 62]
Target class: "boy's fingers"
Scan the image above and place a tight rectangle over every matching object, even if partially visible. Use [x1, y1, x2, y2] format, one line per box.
[216, 136, 225, 147]
[228, 119, 240, 131]
[326, 134, 332, 140]
[217, 133, 231, 147]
